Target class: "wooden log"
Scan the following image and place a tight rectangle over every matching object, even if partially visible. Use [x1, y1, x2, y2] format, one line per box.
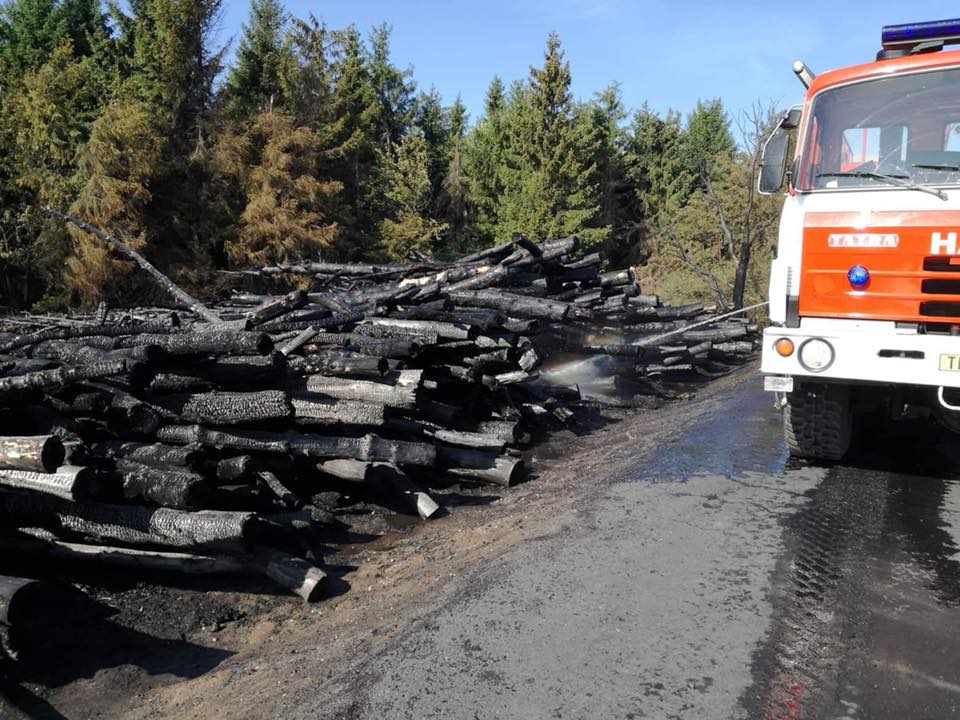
[0, 574, 70, 655]
[118, 329, 273, 356]
[0, 493, 254, 549]
[0, 435, 64, 472]
[89, 441, 205, 470]
[291, 396, 386, 427]
[305, 333, 419, 358]
[157, 425, 437, 466]
[627, 294, 661, 308]
[40, 206, 221, 323]
[0, 535, 247, 575]
[474, 420, 521, 443]
[251, 547, 326, 602]
[152, 390, 292, 425]
[317, 459, 439, 519]
[0, 321, 175, 353]
[361, 317, 471, 340]
[118, 461, 210, 509]
[299, 350, 387, 377]
[216, 455, 252, 482]
[600, 268, 635, 288]
[245, 290, 307, 326]
[711, 341, 754, 355]
[277, 326, 319, 356]
[655, 303, 705, 319]
[29, 340, 163, 367]
[306, 375, 417, 408]
[448, 290, 571, 322]
[256, 310, 364, 333]
[87, 383, 162, 435]
[0, 356, 57, 375]
[0, 465, 96, 500]
[0, 360, 126, 395]
[440, 453, 524, 487]
[258, 471, 298, 508]
[430, 429, 506, 451]
[680, 325, 748, 342]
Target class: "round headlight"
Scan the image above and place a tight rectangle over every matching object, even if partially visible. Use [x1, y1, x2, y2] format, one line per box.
[798, 338, 834, 372]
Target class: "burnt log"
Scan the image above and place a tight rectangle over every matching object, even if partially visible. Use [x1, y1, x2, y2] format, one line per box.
[0, 493, 254, 549]
[436, 446, 524, 487]
[152, 390, 292, 425]
[0, 322, 174, 353]
[299, 350, 387, 378]
[277, 326, 319, 356]
[216, 455, 252, 482]
[448, 290, 573, 322]
[246, 290, 307, 326]
[118, 461, 210, 509]
[306, 375, 417, 408]
[251, 547, 326, 602]
[317, 459, 439, 519]
[157, 425, 437, 466]
[362, 317, 471, 340]
[0, 435, 65, 472]
[89, 441, 204, 470]
[0, 465, 96, 500]
[0, 360, 126, 396]
[258, 471, 298, 508]
[681, 325, 748, 342]
[711, 341, 755, 355]
[0, 535, 247, 575]
[29, 340, 163, 367]
[118, 330, 273, 356]
[304, 333, 419, 358]
[291, 396, 386, 427]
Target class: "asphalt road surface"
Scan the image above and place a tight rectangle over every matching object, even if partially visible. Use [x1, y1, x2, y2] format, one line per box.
[339, 378, 960, 720]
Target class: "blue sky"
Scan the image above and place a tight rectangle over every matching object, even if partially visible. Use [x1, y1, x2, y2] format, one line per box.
[217, 0, 960, 126]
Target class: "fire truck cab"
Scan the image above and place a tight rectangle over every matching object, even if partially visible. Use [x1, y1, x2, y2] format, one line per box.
[760, 19, 960, 460]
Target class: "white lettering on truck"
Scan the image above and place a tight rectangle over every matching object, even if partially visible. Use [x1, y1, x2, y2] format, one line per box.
[931, 231, 958, 255]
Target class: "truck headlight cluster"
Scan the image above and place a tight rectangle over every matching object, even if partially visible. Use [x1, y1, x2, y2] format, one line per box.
[798, 338, 835, 372]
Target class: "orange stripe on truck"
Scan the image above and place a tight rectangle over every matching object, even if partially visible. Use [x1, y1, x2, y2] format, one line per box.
[800, 211, 960, 323]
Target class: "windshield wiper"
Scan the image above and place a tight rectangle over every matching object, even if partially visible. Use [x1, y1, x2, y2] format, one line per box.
[913, 163, 960, 171]
[817, 171, 947, 200]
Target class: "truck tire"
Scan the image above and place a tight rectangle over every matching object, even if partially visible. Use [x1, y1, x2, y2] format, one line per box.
[783, 383, 852, 461]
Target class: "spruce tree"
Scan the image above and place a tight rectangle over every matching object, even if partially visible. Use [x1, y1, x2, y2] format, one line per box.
[223, 110, 342, 267]
[465, 76, 507, 245]
[224, 0, 292, 119]
[438, 95, 475, 254]
[684, 98, 736, 183]
[379, 130, 445, 260]
[500, 34, 604, 246]
[366, 24, 415, 145]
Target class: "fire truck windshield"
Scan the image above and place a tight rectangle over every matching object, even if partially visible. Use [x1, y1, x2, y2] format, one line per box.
[796, 66, 960, 193]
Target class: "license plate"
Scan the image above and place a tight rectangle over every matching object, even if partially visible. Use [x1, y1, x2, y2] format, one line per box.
[940, 354, 960, 371]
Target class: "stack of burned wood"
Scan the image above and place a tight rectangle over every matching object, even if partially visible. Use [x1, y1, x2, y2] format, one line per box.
[0, 233, 755, 602]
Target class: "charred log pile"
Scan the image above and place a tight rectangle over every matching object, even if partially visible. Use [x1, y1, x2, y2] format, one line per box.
[0, 231, 756, 602]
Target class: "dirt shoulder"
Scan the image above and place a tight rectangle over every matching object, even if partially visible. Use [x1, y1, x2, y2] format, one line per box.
[12, 363, 759, 720]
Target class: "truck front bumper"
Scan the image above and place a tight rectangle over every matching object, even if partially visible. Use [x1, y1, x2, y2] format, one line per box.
[761, 318, 960, 390]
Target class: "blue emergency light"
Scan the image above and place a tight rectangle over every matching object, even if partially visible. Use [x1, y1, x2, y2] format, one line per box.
[848, 265, 870, 289]
[882, 18, 960, 50]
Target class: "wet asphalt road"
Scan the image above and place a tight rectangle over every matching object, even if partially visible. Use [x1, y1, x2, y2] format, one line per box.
[339, 376, 960, 720]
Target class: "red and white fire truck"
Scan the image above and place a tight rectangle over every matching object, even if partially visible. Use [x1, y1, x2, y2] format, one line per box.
[760, 19, 960, 460]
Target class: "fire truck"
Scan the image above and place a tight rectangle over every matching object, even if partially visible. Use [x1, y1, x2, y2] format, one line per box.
[760, 18, 960, 460]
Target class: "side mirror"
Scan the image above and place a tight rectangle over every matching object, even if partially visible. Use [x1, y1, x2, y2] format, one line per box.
[758, 107, 802, 194]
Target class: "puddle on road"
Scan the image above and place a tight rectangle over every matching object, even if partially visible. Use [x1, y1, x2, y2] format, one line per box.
[617, 378, 789, 483]
[745, 417, 960, 720]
